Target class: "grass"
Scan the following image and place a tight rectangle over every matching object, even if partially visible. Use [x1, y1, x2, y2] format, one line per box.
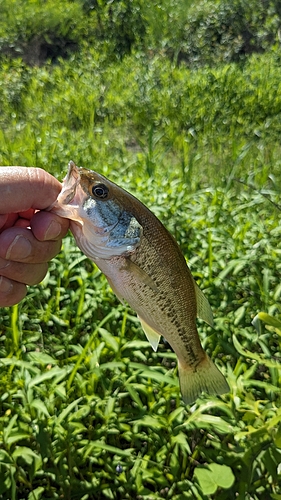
[1, 181, 280, 499]
[0, 2, 281, 498]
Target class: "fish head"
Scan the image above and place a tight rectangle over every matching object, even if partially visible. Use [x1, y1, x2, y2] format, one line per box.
[51, 161, 142, 260]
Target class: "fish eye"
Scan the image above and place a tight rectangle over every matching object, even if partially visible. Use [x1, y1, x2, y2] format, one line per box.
[92, 183, 109, 199]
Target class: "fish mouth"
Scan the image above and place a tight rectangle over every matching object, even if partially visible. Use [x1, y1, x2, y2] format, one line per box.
[48, 161, 82, 213]
[58, 160, 81, 205]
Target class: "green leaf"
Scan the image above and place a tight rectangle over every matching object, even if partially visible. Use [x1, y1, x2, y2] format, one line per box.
[233, 334, 281, 368]
[0, 450, 13, 464]
[208, 463, 235, 489]
[125, 383, 143, 408]
[0, 358, 38, 374]
[194, 467, 217, 495]
[6, 433, 30, 446]
[194, 464, 235, 495]
[29, 367, 69, 388]
[86, 440, 133, 457]
[30, 399, 50, 417]
[4, 414, 18, 437]
[133, 366, 178, 387]
[27, 351, 58, 364]
[55, 397, 83, 425]
[28, 487, 45, 500]
[256, 312, 281, 335]
[131, 415, 166, 429]
[193, 414, 235, 434]
[275, 425, 281, 448]
[171, 432, 191, 454]
[122, 340, 151, 350]
[12, 447, 40, 465]
[98, 328, 119, 352]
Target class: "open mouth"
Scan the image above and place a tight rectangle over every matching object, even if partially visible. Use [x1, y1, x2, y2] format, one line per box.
[47, 161, 81, 214]
[58, 161, 81, 205]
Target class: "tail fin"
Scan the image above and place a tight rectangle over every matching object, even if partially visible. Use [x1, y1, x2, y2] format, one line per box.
[178, 355, 229, 405]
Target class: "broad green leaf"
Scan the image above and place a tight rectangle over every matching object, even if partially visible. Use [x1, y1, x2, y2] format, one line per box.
[194, 464, 234, 495]
[208, 463, 235, 489]
[194, 467, 217, 495]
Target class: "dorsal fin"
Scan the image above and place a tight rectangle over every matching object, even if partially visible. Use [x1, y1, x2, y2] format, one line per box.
[193, 279, 214, 327]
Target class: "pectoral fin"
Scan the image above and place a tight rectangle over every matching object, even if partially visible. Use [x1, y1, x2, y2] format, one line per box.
[193, 279, 214, 327]
[138, 315, 161, 352]
[124, 259, 159, 293]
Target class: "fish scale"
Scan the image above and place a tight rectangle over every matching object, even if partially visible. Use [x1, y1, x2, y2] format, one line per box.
[131, 237, 202, 362]
[50, 161, 230, 404]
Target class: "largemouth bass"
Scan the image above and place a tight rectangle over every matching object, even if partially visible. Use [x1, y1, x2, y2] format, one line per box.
[51, 161, 229, 404]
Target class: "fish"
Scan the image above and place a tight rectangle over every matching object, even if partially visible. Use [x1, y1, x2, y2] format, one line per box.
[50, 160, 229, 404]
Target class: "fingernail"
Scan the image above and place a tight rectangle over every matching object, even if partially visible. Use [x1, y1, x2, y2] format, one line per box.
[44, 220, 62, 240]
[6, 235, 32, 260]
[0, 276, 13, 293]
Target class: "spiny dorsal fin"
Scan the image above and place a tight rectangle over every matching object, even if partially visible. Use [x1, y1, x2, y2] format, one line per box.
[193, 279, 214, 327]
[138, 315, 161, 352]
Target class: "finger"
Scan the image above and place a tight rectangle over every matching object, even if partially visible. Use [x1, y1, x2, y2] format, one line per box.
[0, 214, 8, 229]
[0, 277, 27, 307]
[0, 213, 18, 232]
[0, 257, 48, 286]
[0, 227, 62, 263]
[0, 167, 62, 213]
[18, 209, 35, 219]
[30, 211, 70, 241]
[14, 218, 32, 229]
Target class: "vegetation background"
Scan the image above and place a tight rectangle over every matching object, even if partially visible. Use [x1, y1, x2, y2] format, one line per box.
[0, 0, 281, 498]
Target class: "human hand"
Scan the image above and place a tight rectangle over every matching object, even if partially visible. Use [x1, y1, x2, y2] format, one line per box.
[0, 166, 70, 307]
